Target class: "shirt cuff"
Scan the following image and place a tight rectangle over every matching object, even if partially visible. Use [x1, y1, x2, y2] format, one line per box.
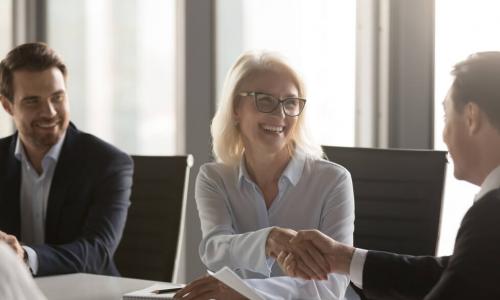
[349, 248, 367, 289]
[256, 227, 276, 276]
[22, 246, 39, 275]
[266, 256, 276, 270]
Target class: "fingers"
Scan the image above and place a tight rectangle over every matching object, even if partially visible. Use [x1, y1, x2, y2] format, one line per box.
[0, 231, 9, 244]
[174, 276, 217, 299]
[278, 252, 306, 279]
[305, 243, 330, 276]
[266, 227, 297, 258]
[277, 251, 296, 277]
[173, 276, 210, 298]
[291, 246, 324, 279]
[287, 232, 330, 279]
[174, 276, 244, 300]
[0, 231, 24, 260]
[290, 229, 327, 245]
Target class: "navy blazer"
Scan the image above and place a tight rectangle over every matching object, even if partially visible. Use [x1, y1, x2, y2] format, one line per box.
[0, 123, 133, 276]
[362, 188, 500, 300]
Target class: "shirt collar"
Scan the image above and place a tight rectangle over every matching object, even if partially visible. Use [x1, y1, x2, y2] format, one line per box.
[14, 131, 67, 164]
[474, 164, 500, 202]
[238, 150, 306, 187]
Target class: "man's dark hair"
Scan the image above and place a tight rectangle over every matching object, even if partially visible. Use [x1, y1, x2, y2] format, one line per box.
[451, 52, 500, 130]
[0, 42, 67, 102]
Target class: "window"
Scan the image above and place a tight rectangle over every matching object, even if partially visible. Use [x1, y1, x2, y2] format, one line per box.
[0, 0, 13, 137]
[216, 0, 356, 146]
[48, 0, 178, 155]
[434, 0, 500, 255]
[0, 0, 12, 66]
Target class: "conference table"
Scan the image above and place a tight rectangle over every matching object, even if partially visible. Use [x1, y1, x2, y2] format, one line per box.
[35, 273, 175, 300]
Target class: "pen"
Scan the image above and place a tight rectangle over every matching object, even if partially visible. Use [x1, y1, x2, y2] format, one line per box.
[152, 287, 183, 294]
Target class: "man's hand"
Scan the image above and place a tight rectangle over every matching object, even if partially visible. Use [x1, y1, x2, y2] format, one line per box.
[268, 227, 329, 280]
[0, 230, 25, 261]
[173, 275, 246, 300]
[278, 229, 355, 280]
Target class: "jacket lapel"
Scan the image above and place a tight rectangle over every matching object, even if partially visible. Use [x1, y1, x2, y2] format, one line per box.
[1, 134, 22, 236]
[45, 123, 80, 241]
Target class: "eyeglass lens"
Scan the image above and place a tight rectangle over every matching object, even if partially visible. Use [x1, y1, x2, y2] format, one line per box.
[255, 94, 303, 116]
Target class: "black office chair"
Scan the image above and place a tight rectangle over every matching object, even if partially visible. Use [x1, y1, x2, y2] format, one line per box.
[323, 146, 447, 299]
[322, 146, 447, 255]
[114, 155, 194, 282]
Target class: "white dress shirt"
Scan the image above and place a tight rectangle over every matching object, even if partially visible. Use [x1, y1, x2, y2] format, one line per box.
[14, 133, 65, 275]
[349, 164, 500, 289]
[196, 150, 355, 299]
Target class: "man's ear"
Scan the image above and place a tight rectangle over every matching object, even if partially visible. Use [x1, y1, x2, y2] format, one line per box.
[0, 95, 14, 116]
[465, 102, 481, 135]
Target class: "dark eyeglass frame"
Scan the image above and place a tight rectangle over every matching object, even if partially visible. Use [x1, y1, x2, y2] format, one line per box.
[239, 91, 306, 117]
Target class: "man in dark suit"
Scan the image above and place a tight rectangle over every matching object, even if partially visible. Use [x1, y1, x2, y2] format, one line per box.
[276, 52, 500, 299]
[0, 42, 133, 276]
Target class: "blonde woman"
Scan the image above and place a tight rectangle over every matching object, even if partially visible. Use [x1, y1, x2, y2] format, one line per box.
[175, 51, 354, 300]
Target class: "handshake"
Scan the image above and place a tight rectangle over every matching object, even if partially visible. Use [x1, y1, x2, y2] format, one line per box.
[265, 227, 355, 281]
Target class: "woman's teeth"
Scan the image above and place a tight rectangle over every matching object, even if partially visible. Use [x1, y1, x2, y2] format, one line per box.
[261, 125, 284, 133]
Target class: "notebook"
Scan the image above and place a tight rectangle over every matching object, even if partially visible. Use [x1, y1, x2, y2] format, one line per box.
[122, 283, 185, 300]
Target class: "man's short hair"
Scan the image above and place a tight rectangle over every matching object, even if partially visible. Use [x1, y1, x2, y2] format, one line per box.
[451, 52, 500, 130]
[0, 42, 67, 102]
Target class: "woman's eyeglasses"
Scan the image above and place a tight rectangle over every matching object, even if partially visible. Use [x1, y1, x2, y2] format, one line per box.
[239, 92, 306, 117]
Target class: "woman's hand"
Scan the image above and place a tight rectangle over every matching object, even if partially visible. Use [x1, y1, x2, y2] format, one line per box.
[265, 227, 297, 258]
[173, 276, 247, 300]
[278, 229, 355, 280]
[267, 227, 329, 280]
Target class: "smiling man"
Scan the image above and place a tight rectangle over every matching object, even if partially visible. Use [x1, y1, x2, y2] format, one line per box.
[0, 42, 133, 276]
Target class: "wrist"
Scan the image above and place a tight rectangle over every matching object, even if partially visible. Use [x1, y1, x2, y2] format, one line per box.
[22, 247, 28, 264]
[329, 244, 355, 274]
[340, 245, 355, 274]
[265, 227, 279, 257]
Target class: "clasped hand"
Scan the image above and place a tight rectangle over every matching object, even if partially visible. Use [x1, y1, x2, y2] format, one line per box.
[273, 229, 355, 281]
[0, 230, 25, 261]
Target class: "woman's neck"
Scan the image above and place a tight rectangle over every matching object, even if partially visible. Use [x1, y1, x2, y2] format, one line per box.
[244, 148, 292, 206]
[246, 148, 290, 179]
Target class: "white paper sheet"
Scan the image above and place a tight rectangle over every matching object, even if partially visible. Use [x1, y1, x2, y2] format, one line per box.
[209, 267, 264, 300]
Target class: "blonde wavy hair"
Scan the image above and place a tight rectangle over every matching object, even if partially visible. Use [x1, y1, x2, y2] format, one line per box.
[211, 50, 324, 166]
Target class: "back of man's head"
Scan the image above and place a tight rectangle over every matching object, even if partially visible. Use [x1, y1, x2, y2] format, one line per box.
[0, 42, 67, 102]
[451, 52, 500, 131]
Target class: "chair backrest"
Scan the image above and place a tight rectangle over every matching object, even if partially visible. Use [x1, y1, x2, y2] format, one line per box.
[114, 155, 193, 281]
[322, 146, 447, 256]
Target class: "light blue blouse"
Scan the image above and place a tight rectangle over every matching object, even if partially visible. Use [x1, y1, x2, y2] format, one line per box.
[196, 150, 355, 299]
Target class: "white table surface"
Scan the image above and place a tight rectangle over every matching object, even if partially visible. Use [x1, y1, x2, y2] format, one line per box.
[35, 273, 170, 300]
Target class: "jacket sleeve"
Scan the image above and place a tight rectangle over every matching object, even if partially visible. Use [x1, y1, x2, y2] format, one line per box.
[362, 192, 500, 300]
[362, 251, 449, 300]
[424, 193, 500, 300]
[31, 151, 133, 276]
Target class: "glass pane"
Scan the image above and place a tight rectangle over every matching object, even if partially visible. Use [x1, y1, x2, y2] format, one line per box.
[217, 0, 356, 146]
[0, 0, 13, 137]
[434, 0, 500, 255]
[48, 0, 177, 155]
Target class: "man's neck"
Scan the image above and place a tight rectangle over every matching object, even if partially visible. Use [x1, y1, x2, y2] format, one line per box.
[476, 135, 500, 186]
[22, 142, 50, 175]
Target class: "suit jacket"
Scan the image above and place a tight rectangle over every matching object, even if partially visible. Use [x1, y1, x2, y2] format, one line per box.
[0, 123, 133, 276]
[362, 188, 500, 300]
